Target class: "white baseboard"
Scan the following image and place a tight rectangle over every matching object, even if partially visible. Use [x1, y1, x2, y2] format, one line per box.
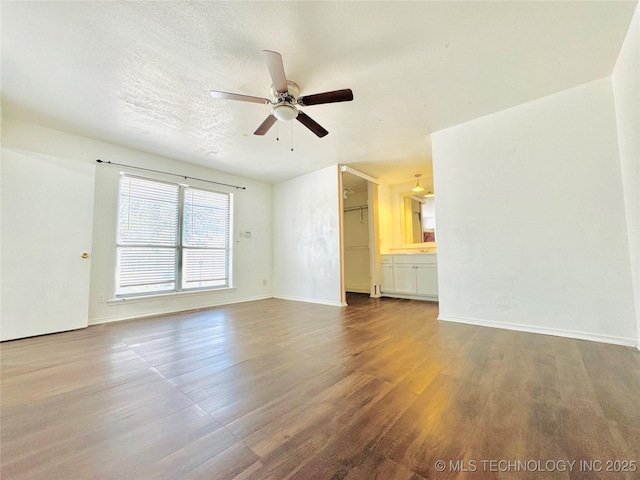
[346, 288, 370, 294]
[381, 293, 439, 302]
[438, 314, 637, 348]
[89, 295, 273, 325]
[272, 294, 346, 307]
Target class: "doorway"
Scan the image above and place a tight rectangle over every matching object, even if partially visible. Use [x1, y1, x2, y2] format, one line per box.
[340, 166, 380, 305]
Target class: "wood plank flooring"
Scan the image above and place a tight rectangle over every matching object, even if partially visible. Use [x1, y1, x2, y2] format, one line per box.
[2, 294, 639, 479]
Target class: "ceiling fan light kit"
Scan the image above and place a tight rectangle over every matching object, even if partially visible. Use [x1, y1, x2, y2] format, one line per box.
[210, 50, 353, 138]
[273, 103, 298, 121]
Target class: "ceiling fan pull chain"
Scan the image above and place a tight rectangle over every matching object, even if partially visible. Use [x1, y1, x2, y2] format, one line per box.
[276, 121, 279, 141]
[291, 121, 294, 152]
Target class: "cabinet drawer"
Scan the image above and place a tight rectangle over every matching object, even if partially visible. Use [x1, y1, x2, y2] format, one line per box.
[392, 254, 437, 265]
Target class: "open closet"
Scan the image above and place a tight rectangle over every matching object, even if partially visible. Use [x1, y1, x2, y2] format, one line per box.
[340, 166, 380, 304]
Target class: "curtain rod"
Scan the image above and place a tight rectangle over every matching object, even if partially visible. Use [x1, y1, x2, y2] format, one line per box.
[95, 159, 246, 190]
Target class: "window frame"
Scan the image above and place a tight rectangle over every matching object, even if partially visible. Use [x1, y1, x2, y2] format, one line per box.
[114, 172, 234, 299]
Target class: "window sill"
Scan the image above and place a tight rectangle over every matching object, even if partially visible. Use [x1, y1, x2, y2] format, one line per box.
[108, 287, 236, 305]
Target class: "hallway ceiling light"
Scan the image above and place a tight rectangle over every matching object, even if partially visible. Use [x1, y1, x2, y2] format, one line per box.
[412, 174, 425, 193]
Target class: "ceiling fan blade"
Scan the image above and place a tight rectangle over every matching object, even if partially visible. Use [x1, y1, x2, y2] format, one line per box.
[296, 111, 328, 138]
[254, 115, 277, 136]
[297, 89, 354, 106]
[263, 50, 288, 94]
[210, 90, 271, 104]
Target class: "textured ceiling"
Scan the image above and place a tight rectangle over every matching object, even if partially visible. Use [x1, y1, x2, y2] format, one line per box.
[1, 1, 637, 185]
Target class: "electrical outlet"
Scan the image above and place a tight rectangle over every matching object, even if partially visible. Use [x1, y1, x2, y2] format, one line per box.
[262, 279, 267, 286]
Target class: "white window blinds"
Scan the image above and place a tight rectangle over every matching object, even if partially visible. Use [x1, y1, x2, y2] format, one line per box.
[182, 187, 230, 289]
[115, 174, 232, 297]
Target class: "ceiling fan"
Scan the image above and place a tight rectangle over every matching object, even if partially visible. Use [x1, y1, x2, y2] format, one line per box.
[210, 50, 353, 138]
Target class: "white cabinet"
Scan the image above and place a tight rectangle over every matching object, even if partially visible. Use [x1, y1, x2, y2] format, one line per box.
[380, 254, 438, 301]
[393, 264, 417, 293]
[381, 261, 394, 293]
[416, 264, 438, 297]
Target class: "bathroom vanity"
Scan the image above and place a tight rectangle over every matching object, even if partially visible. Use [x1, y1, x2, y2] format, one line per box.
[380, 253, 438, 301]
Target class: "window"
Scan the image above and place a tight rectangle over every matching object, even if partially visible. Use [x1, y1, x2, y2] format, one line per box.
[115, 174, 232, 297]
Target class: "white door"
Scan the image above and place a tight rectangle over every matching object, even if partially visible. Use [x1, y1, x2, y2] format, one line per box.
[343, 208, 371, 293]
[1, 150, 95, 341]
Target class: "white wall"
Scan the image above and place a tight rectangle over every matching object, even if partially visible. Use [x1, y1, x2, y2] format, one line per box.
[2, 120, 273, 325]
[273, 165, 343, 306]
[612, 4, 640, 347]
[377, 184, 393, 254]
[432, 78, 637, 346]
[390, 181, 414, 248]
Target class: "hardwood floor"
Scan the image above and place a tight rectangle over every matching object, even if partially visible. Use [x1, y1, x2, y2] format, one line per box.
[2, 294, 639, 479]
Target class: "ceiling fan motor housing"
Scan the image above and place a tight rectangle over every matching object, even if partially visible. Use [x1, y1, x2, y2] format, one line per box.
[271, 81, 300, 121]
[271, 81, 300, 100]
